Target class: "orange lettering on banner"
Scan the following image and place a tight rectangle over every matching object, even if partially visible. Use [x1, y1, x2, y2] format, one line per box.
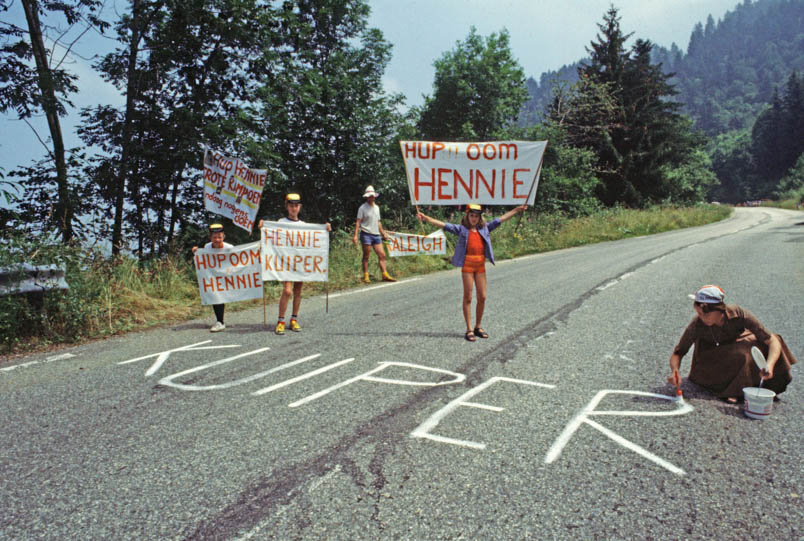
[500, 169, 505, 199]
[313, 256, 325, 273]
[432, 142, 445, 159]
[433, 237, 443, 251]
[248, 248, 260, 265]
[217, 254, 226, 266]
[202, 277, 215, 292]
[513, 168, 530, 199]
[195, 254, 207, 270]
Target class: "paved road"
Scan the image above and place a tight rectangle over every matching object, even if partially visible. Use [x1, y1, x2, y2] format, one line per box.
[1, 207, 802, 540]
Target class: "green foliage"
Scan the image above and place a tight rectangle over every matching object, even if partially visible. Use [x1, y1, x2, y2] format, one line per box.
[418, 27, 529, 140]
[249, 0, 406, 230]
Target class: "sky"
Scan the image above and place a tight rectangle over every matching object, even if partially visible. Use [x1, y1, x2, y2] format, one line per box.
[0, 0, 740, 182]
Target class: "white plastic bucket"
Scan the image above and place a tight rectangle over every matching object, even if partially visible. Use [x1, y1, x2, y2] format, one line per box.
[743, 387, 776, 419]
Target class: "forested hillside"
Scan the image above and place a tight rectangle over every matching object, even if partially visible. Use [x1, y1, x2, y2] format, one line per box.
[654, 0, 804, 135]
[521, 0, 804, 136]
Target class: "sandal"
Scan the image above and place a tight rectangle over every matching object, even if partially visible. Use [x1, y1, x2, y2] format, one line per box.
[464, 331, 476, 342]
[473, 327, 489, 339]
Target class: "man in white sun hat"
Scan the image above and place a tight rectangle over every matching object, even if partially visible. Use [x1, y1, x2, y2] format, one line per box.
[352, 185, 396, 283]
[667, 284, 796, 402]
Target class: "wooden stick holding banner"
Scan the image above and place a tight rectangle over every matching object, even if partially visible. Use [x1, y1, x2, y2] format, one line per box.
[515, 142, 547, 234]
[326, 282, 329, 313]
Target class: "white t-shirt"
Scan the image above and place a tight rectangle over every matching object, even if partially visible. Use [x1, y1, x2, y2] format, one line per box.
[278, 217, 305, 224]
[357, 202, 381, 235]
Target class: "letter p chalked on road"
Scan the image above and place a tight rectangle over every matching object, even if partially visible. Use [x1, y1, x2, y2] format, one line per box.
[117, 342, 693, 476]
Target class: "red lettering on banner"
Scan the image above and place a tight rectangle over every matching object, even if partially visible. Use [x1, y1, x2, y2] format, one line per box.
[403, 141, 417, 158]
[202, 277, 215, 292]
[437, 168, 452, 200]
[432, 142, 445, 159]
[513, 168, 530, 199]
[467, 144, 481, 160]
[483, 144, 496, 160]
[454, 169, 472, 200]
[417, 142, 432, 159]
[414, 168, 435, 201]
[499, 143, 518, 160]
[313, 256, 324, 273]
[476, 170, 495, 198]
[217, 254, 226, 266]
[500, 169, 505, 199]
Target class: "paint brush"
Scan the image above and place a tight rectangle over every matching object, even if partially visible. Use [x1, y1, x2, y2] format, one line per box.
[673, 371, 684, 403]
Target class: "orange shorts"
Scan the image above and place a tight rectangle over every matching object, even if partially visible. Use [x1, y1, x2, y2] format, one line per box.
[462, 254, 486, 274]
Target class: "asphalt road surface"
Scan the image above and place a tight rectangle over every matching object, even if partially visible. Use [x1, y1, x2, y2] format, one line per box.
[1, 207, 802, 541]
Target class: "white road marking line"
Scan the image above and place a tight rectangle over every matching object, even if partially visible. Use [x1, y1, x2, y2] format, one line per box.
[1, 360, 39, 372]
[46, 353, 75, 362]
[327, 277, 421, 299]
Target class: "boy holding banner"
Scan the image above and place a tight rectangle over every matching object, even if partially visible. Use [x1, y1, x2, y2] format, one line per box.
[352, 185, 396, 283]
[192, 224, 233, 332]
[259, 193, 331, 335]
[417, 204, 526, 342]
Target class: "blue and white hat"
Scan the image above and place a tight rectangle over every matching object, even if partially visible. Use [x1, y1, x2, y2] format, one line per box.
[693, 284, 725, 304]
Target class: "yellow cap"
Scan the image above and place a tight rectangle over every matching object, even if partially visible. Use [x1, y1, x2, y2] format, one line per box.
[209, 223, 224, 232]
[285, 193, 301, 203]
[466, 204, 482, 213]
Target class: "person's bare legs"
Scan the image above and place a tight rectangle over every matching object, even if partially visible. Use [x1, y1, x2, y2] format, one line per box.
[278, 281, 293, 319]
[461, 272, 475, 333]
[474, 273, 487, 330]
[291, 282, 303, 316]
[361, 244, 372, 274]
[372, 242, 388, 274]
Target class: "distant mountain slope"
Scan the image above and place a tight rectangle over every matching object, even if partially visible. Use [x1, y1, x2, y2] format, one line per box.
[520, 0, 804, 136]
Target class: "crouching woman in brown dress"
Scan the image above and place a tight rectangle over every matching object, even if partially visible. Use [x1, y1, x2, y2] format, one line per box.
[668, 285, 797, 402]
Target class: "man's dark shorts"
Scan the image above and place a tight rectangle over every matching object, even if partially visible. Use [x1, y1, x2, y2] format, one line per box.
[359, 232, 383, 246]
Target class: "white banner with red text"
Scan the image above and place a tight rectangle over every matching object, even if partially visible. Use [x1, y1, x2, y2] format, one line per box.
[194, 242, 263, 305]
[203, 148, 267, 233]
[387, 230, 446, 257]
[400, 140, 547, 206]
[261, 221, 329, 282]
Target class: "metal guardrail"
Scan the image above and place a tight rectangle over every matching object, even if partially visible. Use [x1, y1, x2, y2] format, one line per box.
[0, 264, 69, 296]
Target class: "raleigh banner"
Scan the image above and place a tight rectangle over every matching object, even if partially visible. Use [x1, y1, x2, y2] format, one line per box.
[400, 140, 547, 206]
[203, 148, 267, 232]
[387, 230, 446, 257]
[194, 241, 263, 305]
[261, 221, 329, 282]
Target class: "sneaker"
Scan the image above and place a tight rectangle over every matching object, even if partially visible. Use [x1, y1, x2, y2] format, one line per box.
[275, 321, 286, 335]
[363, 273, 371, 284]
[210, 321, 226, 333]
[382, 272, 397, 282]
[289, 319, 302, 332]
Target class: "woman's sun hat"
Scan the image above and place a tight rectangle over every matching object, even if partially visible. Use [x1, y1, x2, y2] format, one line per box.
[363, 185, 378, 198]
[691, 284, 725, 303]
[466, 203, 483, 214]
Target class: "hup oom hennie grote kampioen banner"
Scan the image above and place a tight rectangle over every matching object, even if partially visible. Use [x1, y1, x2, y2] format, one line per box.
[400, 140, 547, 206]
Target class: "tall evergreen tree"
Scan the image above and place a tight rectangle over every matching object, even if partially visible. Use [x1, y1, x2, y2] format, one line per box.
[548, 6, 712, 206]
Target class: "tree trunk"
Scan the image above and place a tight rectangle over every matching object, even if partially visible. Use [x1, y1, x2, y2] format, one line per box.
[21, 0, 73, 242]
[112, 0, 144, 256]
